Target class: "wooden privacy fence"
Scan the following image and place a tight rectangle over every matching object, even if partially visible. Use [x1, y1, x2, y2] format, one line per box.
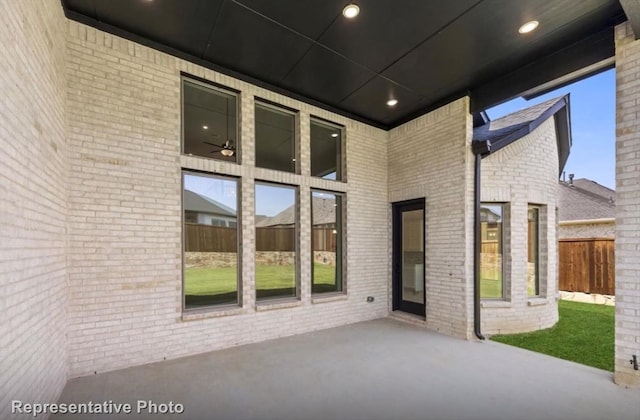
[185, 223, 236, 252]
[481, 240, 499, 256]
[185, 223, 336, 252]
[559, 238, 614, 295]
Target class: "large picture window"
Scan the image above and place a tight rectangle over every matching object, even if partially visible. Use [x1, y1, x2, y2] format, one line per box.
[255, 102, 296, 173]
[255, 182, 298, 300]
[311, 191, 344, 294]
[527, 206, 540, 297]
[480, 203, 504, 299]
[182, 77, 238, 162]
[183, 172, 239, 309]
[311, 118, 343, 181]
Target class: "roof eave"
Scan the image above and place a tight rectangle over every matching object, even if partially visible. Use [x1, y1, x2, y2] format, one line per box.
[472, 95, 572, 175]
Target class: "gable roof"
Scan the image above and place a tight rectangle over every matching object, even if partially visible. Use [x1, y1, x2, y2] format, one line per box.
[571, 178, 616, 202]
[184, 190, 236, 217]
[558, 179, 615, 222]
[472, 95, 572, 175]
[256, 196, 336, 227]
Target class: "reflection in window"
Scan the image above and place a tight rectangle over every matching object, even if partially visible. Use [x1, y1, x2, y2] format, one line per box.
[311, 119, 343, 180]
[183, 172, 238, 309]
[311, 191, 344, 294]
[527, 206, 540, 297]
[255, 183, 297, 300]
[401, 208, 424, 305]
[182, 78, 237, 162]
[480, 204, 503, 299]
[255, 102, 296, 173]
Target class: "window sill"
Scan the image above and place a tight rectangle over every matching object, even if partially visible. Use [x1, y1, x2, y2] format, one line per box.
[527, 297, 548, 307]
[481, 300, 511, 309]
[312, 293, 348, 304]
[309, 177, 348, 191]
[182, 305, 244, 321]
[255, 298, 302, 312]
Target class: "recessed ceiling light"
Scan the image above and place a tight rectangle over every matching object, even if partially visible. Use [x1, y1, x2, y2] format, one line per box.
[343, 3, 360, 19]
[518, 20, 539, 34]
[331, 133, 339, 138]
[202, 125, 208, 130]
[386, 99, 398, 107]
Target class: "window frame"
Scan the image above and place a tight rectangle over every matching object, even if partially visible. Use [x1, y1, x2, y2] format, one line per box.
[310, 189, 346, 295]
[527, 205, 541, 298]
[480, 202, 506, 300]
[181, 75, 240, 164]
[181, 170, 241, 312]
[310, 116, 346, 182]
[254, 99, 299, 174]
[254, 181, 300, 302]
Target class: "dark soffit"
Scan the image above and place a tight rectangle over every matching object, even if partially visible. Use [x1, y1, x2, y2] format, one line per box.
[60, 0, 627, 130]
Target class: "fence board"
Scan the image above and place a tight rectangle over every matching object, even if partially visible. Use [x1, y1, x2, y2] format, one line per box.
[185, 223, 236, 252]
[256, 227, 295, 251]
[185, 223, 336, 252]
[559, 238, 614, 295]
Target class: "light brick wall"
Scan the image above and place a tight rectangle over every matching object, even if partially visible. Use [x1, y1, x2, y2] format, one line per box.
[480, 118, 559, 334]
[614, 21, 640, 387]
[65, 22, 389, 377]
[558, 222, 615, 239]
[0, 0, 69, 417]
[388, 98, 476, 338]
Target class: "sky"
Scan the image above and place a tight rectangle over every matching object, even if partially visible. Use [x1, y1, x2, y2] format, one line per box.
[486, 68, 616, 189]
[184, 174, 296, 216]
[184, 174, 238, 211]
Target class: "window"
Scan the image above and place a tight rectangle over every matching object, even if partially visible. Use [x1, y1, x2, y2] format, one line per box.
[527, 206, 540, 297]
[255, 102, 296, 173]
[311, 191, 344, 293]
[182, 172, 239, 309]
[311, 118, 343, 181]
[480, 204, 504, 299]
[255, 182, 298, 300]
[182, 77, 238, 162]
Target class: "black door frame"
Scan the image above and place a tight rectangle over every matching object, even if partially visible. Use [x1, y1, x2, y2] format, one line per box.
[392, 198, 426, 317]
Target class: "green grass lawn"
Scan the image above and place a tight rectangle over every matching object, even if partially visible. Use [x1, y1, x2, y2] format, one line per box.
[185, 263, 338, 306]
[491, 300, 614, 371]
[480, 277, 502, 299]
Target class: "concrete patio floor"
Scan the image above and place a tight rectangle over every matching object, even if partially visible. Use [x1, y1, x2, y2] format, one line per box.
[52, 318, 639, 420]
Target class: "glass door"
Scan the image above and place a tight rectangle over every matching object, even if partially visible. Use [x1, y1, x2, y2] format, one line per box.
[392, 199, 425, 317]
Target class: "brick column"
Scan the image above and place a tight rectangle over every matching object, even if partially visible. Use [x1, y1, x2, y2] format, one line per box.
[614, 21, 640, 387]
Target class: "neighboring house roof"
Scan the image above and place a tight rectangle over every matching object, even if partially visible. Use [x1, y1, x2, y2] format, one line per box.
[184, 190, 236, 217]
[256, 196, 336, 227]
[558, 179, 615, 222]
[472, 95, 572, 174]
[570, 178, 615, 203]
[255, 205, 295, 227]
[480, 207, 501, 223]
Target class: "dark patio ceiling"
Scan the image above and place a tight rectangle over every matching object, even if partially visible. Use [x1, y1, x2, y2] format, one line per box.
[61, 0, 628, 129]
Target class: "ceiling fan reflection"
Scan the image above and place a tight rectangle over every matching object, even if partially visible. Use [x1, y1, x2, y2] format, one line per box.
[204, 140, 235, 157]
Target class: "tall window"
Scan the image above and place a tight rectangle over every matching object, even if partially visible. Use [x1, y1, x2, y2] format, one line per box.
[311, 191, 344, 294]
[183, 172, 239, 309]
[255, 102, 296, 173]
[480, 204, 504, 299]
[182, 78, 238, 162]
[311, 118, 343, 181]
[527, 206, 540, 297]
[255, 183, 298, 300]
